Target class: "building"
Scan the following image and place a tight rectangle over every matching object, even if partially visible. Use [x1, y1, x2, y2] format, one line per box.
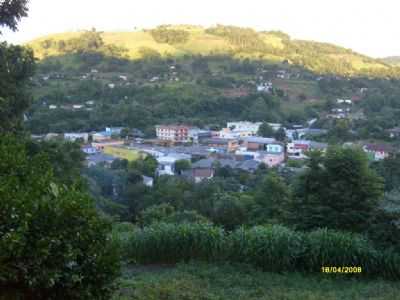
[287, 140, 310, 159]
[188, 128, 212, 144]
[200, 138, 239, 153]
[256, 142, 285, 167]
[156, 153, 191, 176]
[287, 140, 328, 159]
[258, 152, 285, 167]
[156, 125, 190, 143]
[188, 158, 215, 183]
[92, 132, 112, 142]
[220, 121, 262, 139]
[64, 133, 89, 143]
[363, 144, 392, 161]
[241, 137, 277, 151]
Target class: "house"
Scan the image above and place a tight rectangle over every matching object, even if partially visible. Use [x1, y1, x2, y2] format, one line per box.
[64, 133, 89, 143]
[287, 140, 327, 159]
[108, 83, 115, 89]
[363, 144, 392, 161]
[156, 125, 190, 143]
[86, 153, 116, 167]
[257, 152, 285, 167]
[287, 140, 310, 159]
[241, 137, 276, 151]
[235, 149, 261, 160]
[200, 138, 239, 153]
[92, 132, 112, 142]
[188, 158, 216, 183]
[255, 142, 285, 167]
[156, 153, 191, 176]
[92, 128, 123, 142]
[188, 128, 212, 144]
[220, 121, 262, 138]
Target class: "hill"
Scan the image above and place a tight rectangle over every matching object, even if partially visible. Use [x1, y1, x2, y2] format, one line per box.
[27, 25, 398, 77]
[382, 56, 400, 66]
[24, 25, 400, 137]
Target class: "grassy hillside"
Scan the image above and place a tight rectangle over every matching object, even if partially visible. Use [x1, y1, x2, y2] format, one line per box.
[27, 24, 398, 77]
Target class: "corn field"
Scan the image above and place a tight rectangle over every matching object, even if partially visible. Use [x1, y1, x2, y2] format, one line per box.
[114, 223, 400, 280]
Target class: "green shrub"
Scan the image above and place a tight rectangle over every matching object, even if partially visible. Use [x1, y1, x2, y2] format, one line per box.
[127, 223, 225, 264]
[227, 225, 304, 272]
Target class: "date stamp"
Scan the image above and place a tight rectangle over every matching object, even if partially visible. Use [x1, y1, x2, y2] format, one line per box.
[321, 266, 362, 274]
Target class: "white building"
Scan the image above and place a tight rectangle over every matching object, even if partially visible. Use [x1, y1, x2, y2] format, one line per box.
[220, 121, 262, 139]
[227, 121, 262, 133]
[156, 153, 191, 176]
[64, 133, 89, 143]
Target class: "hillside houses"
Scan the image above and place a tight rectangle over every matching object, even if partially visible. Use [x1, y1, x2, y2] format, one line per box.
[362, 144, 393, 161]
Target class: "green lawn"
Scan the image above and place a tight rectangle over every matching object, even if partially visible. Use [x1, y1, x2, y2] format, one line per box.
[113, 263, 400, 300]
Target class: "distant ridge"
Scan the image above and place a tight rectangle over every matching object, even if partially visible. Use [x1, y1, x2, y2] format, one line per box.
[27, 24, 399, 77]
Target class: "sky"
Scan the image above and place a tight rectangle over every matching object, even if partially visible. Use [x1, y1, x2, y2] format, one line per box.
[2, 0, 400, 58]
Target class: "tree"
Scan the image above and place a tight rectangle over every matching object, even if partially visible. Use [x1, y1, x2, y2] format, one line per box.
[274, 127, 286, 141]
[372, 154, 400, 191]
[212, 192, 254, 229]
[0, 135, 120, 299]
[174, 159, 191, 175]
[289, 147, 384, 232]
[130, 155, 157, 177]
[253, 173, 291, 225]
[258, 122, 274, 137]
[0, 42, 35, 133]
[0, 0, 28, 32]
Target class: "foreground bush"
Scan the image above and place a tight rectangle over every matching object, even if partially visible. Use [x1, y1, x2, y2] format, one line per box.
[0, 136, 120, 299]
[123, 223, 400, 280]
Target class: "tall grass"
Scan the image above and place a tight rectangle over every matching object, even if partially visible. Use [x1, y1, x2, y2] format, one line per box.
[126, 223, 225, 264]
[117, 223, 400, 280]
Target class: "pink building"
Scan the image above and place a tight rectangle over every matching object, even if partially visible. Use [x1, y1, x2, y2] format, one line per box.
[156, 125, 190, 143]
[259, 152, 285, 168]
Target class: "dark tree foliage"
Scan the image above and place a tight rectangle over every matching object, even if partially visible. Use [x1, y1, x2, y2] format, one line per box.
[289, 148, 384, 232]
[150, 26, 190, 45]
[0, 42, 35, 133]
[0, 136, 120, 299]
[0, 0, 28, 32]
[206, 25, 266, 52]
